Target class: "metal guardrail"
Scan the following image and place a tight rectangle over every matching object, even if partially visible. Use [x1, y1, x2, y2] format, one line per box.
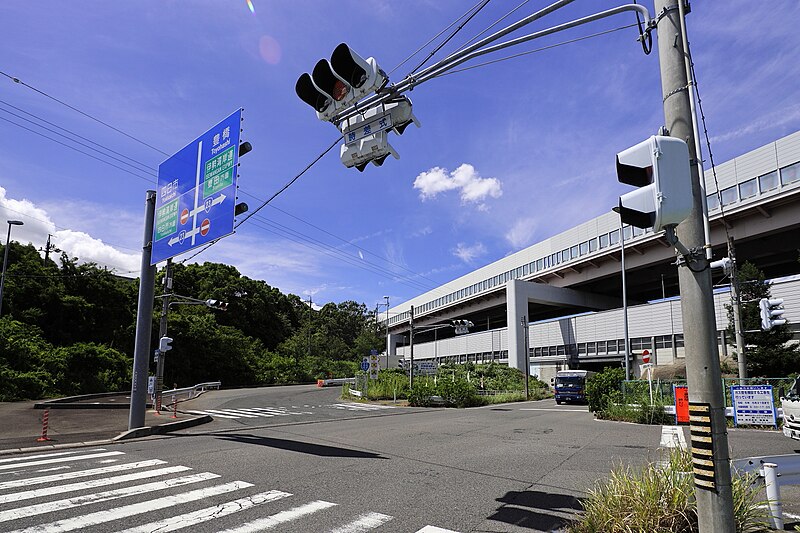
[161, 382, 221, 406]
[731, 454, 800, 529]
[318, 378, 355, 387]
[476, 390, 519, 396]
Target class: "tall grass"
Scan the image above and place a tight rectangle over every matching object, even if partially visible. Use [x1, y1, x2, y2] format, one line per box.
[568, 449, 771, 532]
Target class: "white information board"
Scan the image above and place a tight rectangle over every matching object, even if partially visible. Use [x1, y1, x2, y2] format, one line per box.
[730, 385, 777, 427]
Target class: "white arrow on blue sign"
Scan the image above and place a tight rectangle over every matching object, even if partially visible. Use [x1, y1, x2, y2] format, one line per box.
[152, 109, 243, 265]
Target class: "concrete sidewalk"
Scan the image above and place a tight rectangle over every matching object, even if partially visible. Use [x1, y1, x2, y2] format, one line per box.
[0, 395, 211, 455]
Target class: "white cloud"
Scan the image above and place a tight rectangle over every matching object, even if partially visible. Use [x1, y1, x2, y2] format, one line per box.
[0, 187, 140, 273]
[413, 164, 502, 205]
[505, 218, 538, 250]
[452, 242, 486, 264]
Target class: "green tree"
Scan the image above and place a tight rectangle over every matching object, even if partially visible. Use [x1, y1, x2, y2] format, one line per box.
[727, 261, 800, 377]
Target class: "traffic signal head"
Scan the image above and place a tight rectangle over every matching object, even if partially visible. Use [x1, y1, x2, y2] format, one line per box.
[159, 336, 173, 352]
[205, 299, 229, 311]
[615, 135, 692, 233]
[759, 298, 786, 331]
[296, 43, 387, 122]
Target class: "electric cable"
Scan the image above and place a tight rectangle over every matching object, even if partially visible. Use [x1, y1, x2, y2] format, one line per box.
[0, 70, 170, 156]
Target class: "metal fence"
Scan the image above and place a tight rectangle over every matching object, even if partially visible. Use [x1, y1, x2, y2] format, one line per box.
[621, 377, 794, 408]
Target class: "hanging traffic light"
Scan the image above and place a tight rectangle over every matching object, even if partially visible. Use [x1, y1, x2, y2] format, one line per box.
[205, 299, 229, 311]
[452, 319, 474, 335]
[759, 298, 786, 331]
[295, 43, 387, 122]
[615, 135, 692, 232]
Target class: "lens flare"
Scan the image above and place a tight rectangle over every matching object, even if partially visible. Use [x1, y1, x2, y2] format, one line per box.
[246, 0, 255, 13]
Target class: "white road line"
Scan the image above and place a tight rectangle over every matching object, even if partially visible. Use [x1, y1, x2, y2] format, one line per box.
[0, 471, 220, 522]
[0, 450, 93, 465]
[415, 526, 460, 533]
[222, 408, 275, 417]
[519, 408, 587, 412]
[250, 407, 294, 415]
[5, 481, 252, 533]
[0, 451, 125, 471]
[114, 489, 292, 533]
[0, 465, 191, 504]
[184, 410, 240, 419]
[328, 511, 394, 532]
[0, 460, 168, 491]
[217, 500, 338, 532]
[206, 409, 259, 418]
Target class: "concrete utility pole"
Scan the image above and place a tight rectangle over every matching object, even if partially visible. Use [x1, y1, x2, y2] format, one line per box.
[727, 237, 747, 379]
[655, 0, 735, 529]
[129, 190, 157, 430]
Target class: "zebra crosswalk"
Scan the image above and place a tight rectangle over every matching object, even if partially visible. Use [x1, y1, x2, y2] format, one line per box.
[0, 448, 457, 533]
[185, 403, 396, 420]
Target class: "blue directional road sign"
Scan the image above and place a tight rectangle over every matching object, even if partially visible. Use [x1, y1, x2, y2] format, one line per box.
[152, 109, 243, 265]
[360, 358, 370, 372]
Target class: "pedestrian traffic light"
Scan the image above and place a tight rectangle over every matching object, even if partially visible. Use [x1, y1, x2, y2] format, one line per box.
[615, 135, 692, 232]
[239, 141, 252, 157]
[205, 299, 228, 311]
[759, 298, 786, 331]
[159, 337, 173, 352]
[295, 43, 387, 122]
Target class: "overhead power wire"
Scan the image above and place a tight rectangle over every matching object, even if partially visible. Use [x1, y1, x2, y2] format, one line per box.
[0, 98, 158, 176]
[0, 70, 170, 156]
[451, 0, 533, 54]
[0, 115, 155, 184]
[407, 0, 492, 76]
[178, 135, 342, 264]
[435, 23, 638, 78]
[0, 105, 158, 180]
[387, 0, 489, 76]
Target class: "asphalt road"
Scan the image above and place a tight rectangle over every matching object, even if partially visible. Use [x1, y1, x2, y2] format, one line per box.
[2, 385, 798, 532]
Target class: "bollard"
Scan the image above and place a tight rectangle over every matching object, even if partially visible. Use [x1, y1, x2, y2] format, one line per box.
[763, 462, 784, 530]
[36, 409, 52, 442]
[171, 394, 178, 419]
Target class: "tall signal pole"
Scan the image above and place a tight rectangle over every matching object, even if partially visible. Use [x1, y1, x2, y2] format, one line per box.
[655, 0, 735, 529]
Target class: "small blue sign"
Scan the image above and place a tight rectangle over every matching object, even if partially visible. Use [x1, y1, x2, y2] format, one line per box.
[360, 358, 370, 372]
[152, 109, 243, 265]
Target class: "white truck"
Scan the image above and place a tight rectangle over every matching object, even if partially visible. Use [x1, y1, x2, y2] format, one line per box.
[781, 377, 800, 440]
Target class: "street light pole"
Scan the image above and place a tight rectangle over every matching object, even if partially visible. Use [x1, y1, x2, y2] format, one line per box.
[619, 213, 630, 380]
[384, 296, 390, 370]
[0, 220, 24, 317]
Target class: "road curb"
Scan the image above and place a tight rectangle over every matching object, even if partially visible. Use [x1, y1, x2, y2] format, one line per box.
[113, 415, 213, 440]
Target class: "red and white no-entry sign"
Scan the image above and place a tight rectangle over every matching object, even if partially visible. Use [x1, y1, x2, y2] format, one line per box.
[642, 350, 651, 364]
[180, 208, 189, 225]
[200, 218, 211, 236]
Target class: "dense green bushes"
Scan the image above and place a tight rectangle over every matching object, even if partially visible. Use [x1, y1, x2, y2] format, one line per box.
[0, 317, 131, 401]
[350, 363, 550, 407]
[586, 367, 672, 424]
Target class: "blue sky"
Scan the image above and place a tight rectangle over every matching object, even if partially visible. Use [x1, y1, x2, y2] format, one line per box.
[1, 1, 799, 310]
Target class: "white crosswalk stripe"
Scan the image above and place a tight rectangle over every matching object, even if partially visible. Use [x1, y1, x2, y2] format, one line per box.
[115, 489, 292, 533]
[328, 403, 396, 411]
[0, 449, 458, 533]
[184, 405, 314, 419]
[216, 500, 338, 532]
[328, 511, 394, 532]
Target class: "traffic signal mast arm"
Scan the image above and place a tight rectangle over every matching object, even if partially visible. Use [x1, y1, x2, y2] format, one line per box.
[330, 2, 653, 125]
[158, 293, 229, 311]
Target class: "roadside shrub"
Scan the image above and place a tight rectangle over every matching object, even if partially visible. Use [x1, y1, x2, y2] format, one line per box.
[568, 448, 771, 532]
[586, 367, 625, 412]
[408, 380, 436, 407]
[436, 378, 480, 407]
